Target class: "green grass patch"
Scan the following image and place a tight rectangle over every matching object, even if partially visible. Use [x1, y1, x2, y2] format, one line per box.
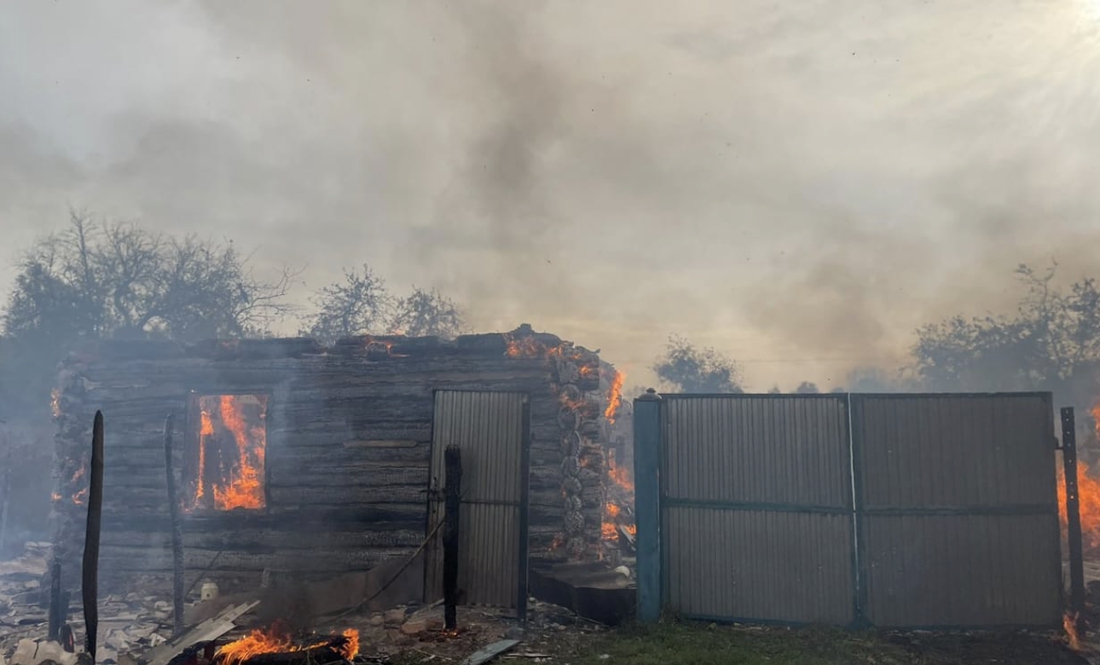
[573, 623, 905, 665]
[570, 621, 1081, 665]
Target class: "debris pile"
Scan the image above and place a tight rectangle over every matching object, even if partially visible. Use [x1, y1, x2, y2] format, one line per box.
[1, 543, 177, 664]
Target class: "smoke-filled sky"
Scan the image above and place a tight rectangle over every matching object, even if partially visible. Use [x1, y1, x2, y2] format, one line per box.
[3, 0, 1100, 391]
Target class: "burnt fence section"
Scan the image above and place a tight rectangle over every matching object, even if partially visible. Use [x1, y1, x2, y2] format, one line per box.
[634, 392, 1063, 629]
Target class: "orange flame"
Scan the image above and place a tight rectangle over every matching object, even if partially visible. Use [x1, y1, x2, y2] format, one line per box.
[67, 461, 88, 505]
[1065, 612, 1082, 651]
[50, 389, 61, 418]
[1058, 402, 1100, 556]
[602, 450, 636, 544]
[363, 336, 408, 358]
[190, 395, 268, 512]
[504, 335, 547, 358]
[604, 369, 625, 424]
[559, 392, 593, 412]
[215, 625, 358, 665]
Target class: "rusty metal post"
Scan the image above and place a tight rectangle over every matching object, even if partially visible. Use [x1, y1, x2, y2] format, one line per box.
[1062, 407, 1085, 622]
[443, 444, 462, 631]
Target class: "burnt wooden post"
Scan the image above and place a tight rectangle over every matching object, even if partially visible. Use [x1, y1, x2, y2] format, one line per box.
[163, 415, 185, 637]
[83, 411, 104, 663]
[443, 444, 462, 631]
[633, 389, 662, 624]
[1062, 407, 1085, 623]
[48, 557, 62, 641]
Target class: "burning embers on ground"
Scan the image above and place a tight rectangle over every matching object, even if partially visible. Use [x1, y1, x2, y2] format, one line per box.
[212, 622, 358, 665]
[188, 394, 269, 513]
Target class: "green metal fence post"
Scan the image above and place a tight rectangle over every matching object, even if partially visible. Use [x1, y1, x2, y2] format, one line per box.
[634, 388, 662, 623]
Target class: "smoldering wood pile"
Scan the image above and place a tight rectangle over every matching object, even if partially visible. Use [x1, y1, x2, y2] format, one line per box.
[50, 325, 606, 593]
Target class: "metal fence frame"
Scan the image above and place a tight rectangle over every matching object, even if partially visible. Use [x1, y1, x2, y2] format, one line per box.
[634, 390, 1064, 629]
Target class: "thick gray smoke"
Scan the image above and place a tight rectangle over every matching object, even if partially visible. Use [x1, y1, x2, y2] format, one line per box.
[3, 0, 1100, 389]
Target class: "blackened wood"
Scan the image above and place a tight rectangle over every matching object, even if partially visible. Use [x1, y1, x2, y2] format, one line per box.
[48, 557, 62, 640]
[83, 410, 105, 662]
[516, 395, 531, 623]
[225, 638, 352, 665]
[164, 414, 185, 637]
[60, 624, 76, 652]
[1062, 407, 1085, 620]
[443, 444, 462, 630]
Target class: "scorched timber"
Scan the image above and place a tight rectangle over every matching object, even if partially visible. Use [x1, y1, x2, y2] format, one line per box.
[52, 326, 608, 592]
[216, 640, 354, 665]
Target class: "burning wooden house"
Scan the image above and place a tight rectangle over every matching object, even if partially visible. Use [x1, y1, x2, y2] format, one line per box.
[49, 325, 631, 606]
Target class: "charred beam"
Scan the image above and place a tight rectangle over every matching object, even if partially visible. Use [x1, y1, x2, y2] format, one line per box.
[82, 410, 105, 662]
[48, 557, 62, 641]
[164, 414, 185, 637]
[443, 444, 462, 631]
[1062, 407, 1085, 624]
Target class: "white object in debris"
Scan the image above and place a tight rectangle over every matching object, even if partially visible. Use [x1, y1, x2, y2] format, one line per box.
[200, 581, 219, 601]
[613, 566, 631, 578]
[10, 639, 79, 665]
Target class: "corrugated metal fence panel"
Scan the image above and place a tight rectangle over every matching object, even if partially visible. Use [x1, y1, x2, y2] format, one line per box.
[854, 394, 1061, 627]
[662, 396, 852, 508]
[427, 390, 528, 609]
[660, 395, 855, 624]
[663, 507, 854, 623]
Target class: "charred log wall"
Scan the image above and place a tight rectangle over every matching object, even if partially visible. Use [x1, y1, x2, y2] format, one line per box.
[52, 327, 604, 593]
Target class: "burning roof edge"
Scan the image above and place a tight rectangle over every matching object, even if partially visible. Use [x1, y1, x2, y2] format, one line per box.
[58, 323, 590, 365]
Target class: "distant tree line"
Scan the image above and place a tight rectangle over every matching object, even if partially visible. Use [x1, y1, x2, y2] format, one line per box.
[5, 212, 1100, 414]
[653, 262, 1100, 410]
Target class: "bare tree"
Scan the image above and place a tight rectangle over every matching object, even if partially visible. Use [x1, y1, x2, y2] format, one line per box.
[1, 211, 296, 422]
[304, 264, 392, 344]
[3, 211, 296, 343]
[388, 286, 467, 339]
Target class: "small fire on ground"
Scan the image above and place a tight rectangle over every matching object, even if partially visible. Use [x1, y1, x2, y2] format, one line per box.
[215, 623, 359, 665]
[1065, 612, 1082, 652]
[189, 394, 268, 513]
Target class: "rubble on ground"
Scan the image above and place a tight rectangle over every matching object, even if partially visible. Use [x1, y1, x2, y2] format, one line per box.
[1, 544, 178, 664]
[1, 541, 613, 665]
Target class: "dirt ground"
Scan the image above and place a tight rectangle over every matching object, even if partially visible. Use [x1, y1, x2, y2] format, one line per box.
[321, 601, 1087, 665]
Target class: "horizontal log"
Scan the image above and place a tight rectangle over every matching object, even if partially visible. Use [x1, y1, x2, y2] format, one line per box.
[268, 484, 427, 505]
[100, 526, 424, 552]
[97, 505, 428, 532]
[79, 355, 551, 388]
[90, 495, 433, 526]
[94, 544, 414, 573]
[268, 462, 429, 487]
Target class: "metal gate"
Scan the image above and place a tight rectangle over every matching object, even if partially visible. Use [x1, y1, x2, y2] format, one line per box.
[425, 390, 531, 616]
[635, 392, 1063, 628]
